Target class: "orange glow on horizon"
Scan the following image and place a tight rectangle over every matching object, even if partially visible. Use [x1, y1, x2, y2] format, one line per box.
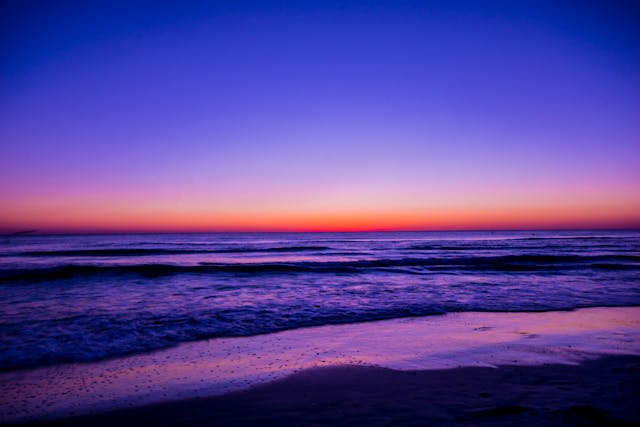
[2, 200, 639, 233]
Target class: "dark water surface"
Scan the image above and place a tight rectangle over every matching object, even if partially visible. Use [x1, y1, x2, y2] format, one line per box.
[1, 230, 639, 371]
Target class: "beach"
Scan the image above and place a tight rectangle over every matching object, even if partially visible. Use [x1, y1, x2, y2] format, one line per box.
[26, 355, 640, 427]
[2, 231, 639, 425]
[4, 0, 640, 424]
[2, 306, 639, 426]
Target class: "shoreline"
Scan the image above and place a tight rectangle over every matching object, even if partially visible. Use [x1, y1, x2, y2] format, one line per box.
[6, 304, 640, 374]
[1, 306, 639, 423]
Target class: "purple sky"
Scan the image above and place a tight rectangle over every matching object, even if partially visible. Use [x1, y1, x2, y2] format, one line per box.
[1, 1, 639, 232]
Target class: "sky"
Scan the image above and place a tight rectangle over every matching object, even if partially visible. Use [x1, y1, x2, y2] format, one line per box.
[1, 0, 639, 232]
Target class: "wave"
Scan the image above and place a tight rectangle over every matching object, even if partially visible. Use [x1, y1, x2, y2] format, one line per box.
[0, 305, 447, 371]
[2, 254, 639, 283]
[408, 243, 640, 251]
[12, 246, 332, 257]
[512, 236, 638, 241]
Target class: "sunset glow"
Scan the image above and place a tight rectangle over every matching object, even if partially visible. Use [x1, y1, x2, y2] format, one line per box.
[1, 1, 639, 233]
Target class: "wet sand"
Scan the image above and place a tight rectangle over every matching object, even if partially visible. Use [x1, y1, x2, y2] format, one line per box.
[1, 307, 639, 425]
[20, 354, 640, 427]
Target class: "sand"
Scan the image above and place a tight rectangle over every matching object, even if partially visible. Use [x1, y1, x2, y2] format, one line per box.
[20, 355, 640, 427]
[1, 307, 639, 425]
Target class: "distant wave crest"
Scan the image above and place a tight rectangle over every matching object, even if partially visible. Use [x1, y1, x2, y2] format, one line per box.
[2, 254, 639, 283]
[13, 246, 332, 257]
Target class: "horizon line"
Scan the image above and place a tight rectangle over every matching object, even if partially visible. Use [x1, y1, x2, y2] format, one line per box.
[3, 226, 640, 236]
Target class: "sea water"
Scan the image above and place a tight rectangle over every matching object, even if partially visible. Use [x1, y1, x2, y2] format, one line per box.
[1, 230, 639, 371]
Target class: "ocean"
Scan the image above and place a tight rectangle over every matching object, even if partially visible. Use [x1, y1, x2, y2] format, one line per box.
[1, 230, 639, 372]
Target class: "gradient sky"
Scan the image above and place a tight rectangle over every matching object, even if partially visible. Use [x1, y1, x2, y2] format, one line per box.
[1, 0, 639, 232]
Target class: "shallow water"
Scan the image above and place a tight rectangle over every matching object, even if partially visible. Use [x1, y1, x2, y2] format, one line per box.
[1, 230, 639, 371]
[2, 307, 639, 422]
